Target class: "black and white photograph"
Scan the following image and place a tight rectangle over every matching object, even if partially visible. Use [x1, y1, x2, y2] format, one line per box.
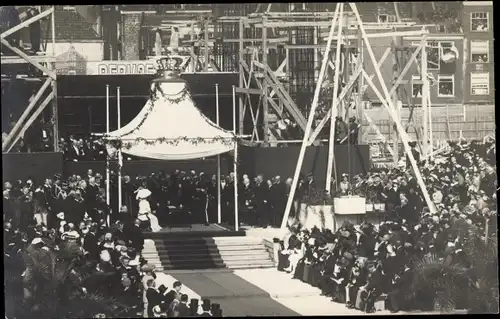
[2, 3, 497, 318]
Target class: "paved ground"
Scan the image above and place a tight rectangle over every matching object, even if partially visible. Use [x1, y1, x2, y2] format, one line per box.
[156, 267, 463, 316]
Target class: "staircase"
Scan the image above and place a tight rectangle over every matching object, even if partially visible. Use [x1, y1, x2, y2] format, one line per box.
[142, 237, 275, 271]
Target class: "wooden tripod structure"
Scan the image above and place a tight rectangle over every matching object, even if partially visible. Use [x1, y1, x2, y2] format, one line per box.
[1, 6, 58, 153]
[280, 3, 437, 229]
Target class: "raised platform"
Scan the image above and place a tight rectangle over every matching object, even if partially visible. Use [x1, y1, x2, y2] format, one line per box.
[143, 223, 246, 239]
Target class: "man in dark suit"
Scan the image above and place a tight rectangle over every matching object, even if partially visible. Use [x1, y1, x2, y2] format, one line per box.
[318, 253, 337, 296]
[381, 180, 400, 220]
[334, 116, 348, 144]
[125, 218, 144, 252]
[241, 175, 255, 226]
[206, 175, 218, 223]
[83, 224, 99, 261]
[348, 117, 360, 144]
[357, 224, 376, 261]
[254, 174, 270, 227]
[177, 294, 190, 317]
[200, 299, 212, 316]
[86, 177, 99, 218]
[387, 265, 413, 313]
[65, 190, 86, 225]
[406, 141, 420, 166]
[356, 262, 384, 313]
[121, 176, 137, 219]
[305, 173, 316, 196]
[270, 176, 287, 228]
[146, 279, 162, 317]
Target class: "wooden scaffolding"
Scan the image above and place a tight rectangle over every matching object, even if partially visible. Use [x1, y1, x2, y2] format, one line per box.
[1, 6, 58, 153]
[229, 7, 427, 147]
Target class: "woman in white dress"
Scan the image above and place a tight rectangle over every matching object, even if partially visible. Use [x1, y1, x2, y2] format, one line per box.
[284, 231, 306, 277]
[136, 188, 162, 233]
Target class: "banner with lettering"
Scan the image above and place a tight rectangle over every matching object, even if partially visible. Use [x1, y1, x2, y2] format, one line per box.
[56, 55, 201, 75]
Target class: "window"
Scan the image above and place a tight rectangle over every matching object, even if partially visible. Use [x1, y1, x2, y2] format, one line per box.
[437, 75, 454, 97]
[411, 75, 423, 98]
[471, 73, 489, 95]
[378, 14, 397, 24]
[439, 41, 456, 71]
[471, 40, 489, 63]
[427, 41, 440, 70]
[471, 12, 489, 31]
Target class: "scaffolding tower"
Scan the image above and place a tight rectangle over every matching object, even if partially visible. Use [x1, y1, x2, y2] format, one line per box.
[224, 6, 426, 146]
[1, 6, 58, 153]
[279, 2, 437, 228]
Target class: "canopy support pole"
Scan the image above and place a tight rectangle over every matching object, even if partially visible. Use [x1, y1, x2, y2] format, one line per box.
[216, 83, 222, 224]
[232, 85, 239, 231]
[117, 86, 123, 214]
[106, 84, 111, 227]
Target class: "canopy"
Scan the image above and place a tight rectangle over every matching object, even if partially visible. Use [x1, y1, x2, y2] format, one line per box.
[107, 73, 235, 160]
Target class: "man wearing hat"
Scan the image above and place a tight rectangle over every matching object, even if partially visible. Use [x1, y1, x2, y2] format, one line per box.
[348, 116, 360, 145]
[200, 299, 212, 316]
[334, 116, 348, 145]
[406, 141, 420, 167]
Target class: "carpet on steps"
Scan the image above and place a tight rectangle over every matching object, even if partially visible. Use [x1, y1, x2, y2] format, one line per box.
[154, 237, 227, 270]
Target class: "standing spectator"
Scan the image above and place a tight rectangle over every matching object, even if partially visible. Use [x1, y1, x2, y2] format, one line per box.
[66, 190, 86, 225]
[177, 294, 190, 317]
[270, 176, 286, 228]
[33, 184, 48, 226]
[145, 279, 162, 318]
[254, 174, 269, 228]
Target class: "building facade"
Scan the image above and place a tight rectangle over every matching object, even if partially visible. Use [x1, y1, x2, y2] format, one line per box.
[462, 1, 494, 104]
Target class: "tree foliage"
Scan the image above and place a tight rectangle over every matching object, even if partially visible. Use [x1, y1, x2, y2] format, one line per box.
[404, 219, 499, 313]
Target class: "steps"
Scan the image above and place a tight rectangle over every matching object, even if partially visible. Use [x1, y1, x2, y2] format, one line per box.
[142, 237, 275, 271]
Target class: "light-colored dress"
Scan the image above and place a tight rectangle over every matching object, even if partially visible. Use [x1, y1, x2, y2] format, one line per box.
[138, 199, 161, 232]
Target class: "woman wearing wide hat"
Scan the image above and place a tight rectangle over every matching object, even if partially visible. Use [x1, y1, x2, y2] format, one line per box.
[136, 187, 161, 232]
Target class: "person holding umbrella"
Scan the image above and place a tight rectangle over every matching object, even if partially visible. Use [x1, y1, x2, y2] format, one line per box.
[136, 187, 161, 232]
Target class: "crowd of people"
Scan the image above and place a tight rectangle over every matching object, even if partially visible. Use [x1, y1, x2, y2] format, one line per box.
[3, 170, 224, 318]
[3, 137, 496, 316]
[276, 138, 497, 313]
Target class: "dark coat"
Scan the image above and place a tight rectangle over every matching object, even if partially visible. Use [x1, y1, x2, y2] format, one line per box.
[358, 235, 377, 259]
[125, 224, 144, 251]
[241, 183, 255, 208]
[366, 269, 384, 292]
[65, 197, 86, 224]
[83, 232, 99, 260]
[254, 182, 269, 204]
[146, 288, 163, 316]
[177, 303, 191, 317]
[270, 182, 287, 209]
[383, 188, 400, 206]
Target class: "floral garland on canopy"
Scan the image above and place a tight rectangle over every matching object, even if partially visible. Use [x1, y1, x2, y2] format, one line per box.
[104, 76, 236, 151]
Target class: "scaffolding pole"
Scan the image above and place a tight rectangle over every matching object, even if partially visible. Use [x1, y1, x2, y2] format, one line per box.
[280, 3, 341, 229]
[325, 3, 344, 194]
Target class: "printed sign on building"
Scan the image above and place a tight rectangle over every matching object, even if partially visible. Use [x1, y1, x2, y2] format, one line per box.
[66, 55, 193, 75]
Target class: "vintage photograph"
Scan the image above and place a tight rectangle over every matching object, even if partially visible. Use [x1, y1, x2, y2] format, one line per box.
[2, 3, 497, 318]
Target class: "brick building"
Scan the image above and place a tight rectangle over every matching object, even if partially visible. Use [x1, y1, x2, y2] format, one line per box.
[462, 1, 494, 104]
